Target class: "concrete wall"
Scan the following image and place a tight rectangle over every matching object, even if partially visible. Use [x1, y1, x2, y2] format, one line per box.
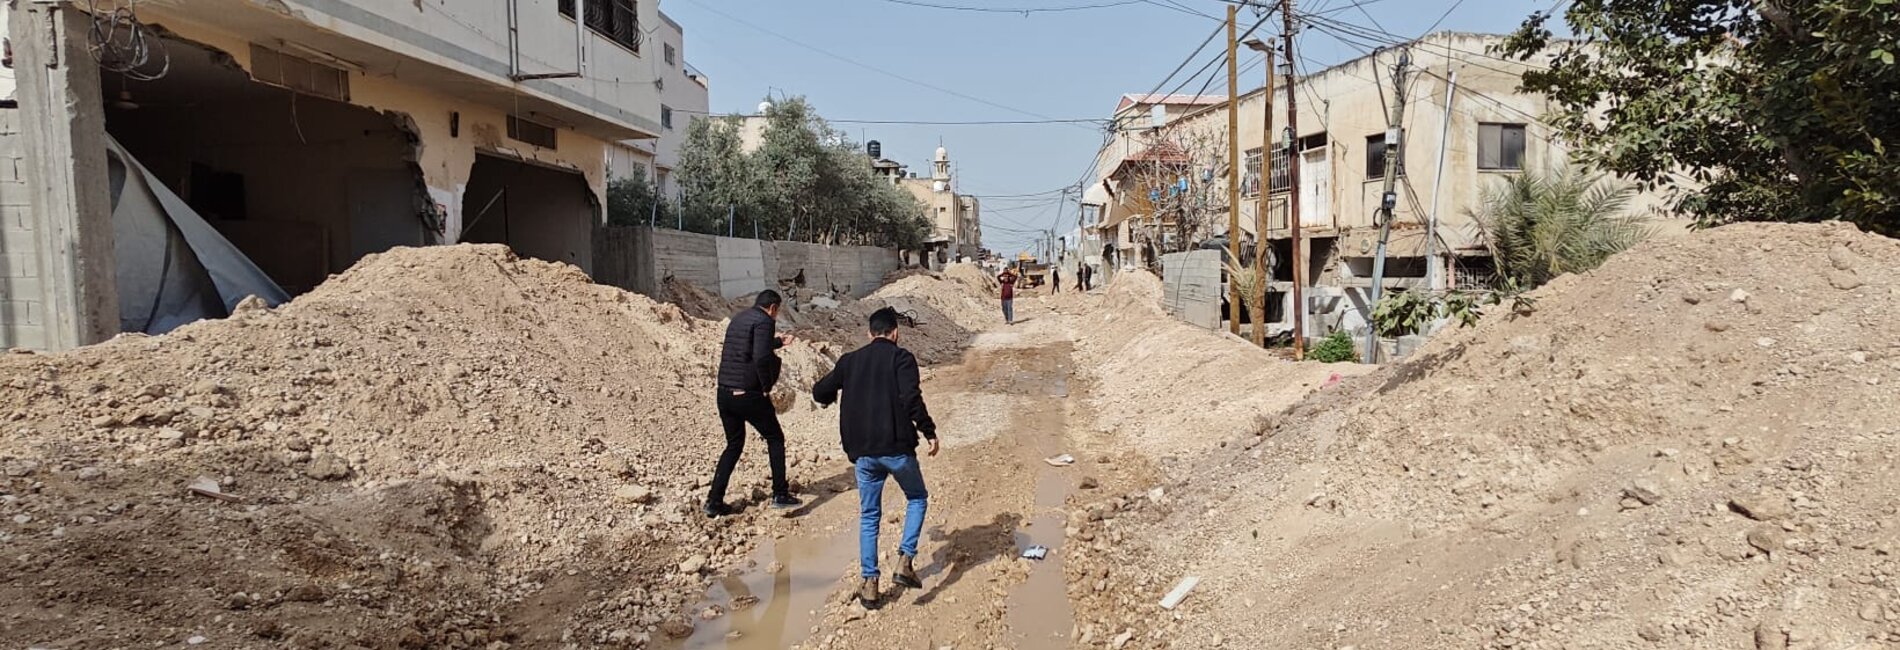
[1160, 249, 1222, 330]
[594, 226, 902, 300]
[0, 110, 40, 349]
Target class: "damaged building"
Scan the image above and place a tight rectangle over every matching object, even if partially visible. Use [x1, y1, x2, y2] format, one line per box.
[1, 0, 662, 350]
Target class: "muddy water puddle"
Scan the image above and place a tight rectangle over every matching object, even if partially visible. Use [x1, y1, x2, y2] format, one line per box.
[663, 525, 859, 650]
[999, 345, 1080, 649]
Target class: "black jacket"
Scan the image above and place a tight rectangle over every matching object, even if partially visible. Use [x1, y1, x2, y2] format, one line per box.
[812, 338, 936, 460]
[717, 306, 783, 393]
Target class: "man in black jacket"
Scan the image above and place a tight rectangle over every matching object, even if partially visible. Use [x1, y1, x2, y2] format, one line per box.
[706, 290, 803, 517]
[812, 307, 938, 605]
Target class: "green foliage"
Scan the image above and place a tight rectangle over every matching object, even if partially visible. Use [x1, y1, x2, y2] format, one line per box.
[673, 97, 928, 246]
[1370, 291, 1435, 338]
[1309, 331, 1358, 363]
[1500, 0, 1900, 234]
[1468, 167, 1654, 290]
[605, 167, 671, 227]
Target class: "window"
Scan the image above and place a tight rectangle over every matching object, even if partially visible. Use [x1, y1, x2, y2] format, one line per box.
[1242, 149, 1263, 197]
[1270, 133, 1326, 193]
[506, 115, 558, 149]
[1478, 123, 1526, 171]
[250, 45, 349, 102]
[664, 43, 677, 66]
[558, 0, 641, 53]
[1365, 132, 1405, 180]
[661, 105, 674, 130]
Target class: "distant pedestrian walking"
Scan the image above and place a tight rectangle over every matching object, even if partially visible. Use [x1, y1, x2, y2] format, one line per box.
[997, 266, 1019, 325]
[812, 307, 939, 606]
[705, 290, 803, 518]
[1051, 266, 1061, 294]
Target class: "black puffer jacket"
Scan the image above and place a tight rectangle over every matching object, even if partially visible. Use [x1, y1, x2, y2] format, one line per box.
[716, 306, 782, 393]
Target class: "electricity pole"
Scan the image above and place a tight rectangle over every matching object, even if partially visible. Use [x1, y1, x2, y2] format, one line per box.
[1280, 0, 1306, 360]
[1362, 48, 1412, 364]
[1243, 38, 1276, 348]
[1225, 4, 1243, 336]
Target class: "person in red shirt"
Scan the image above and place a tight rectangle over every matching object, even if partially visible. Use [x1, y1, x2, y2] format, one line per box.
[997, 266, 1019, 325]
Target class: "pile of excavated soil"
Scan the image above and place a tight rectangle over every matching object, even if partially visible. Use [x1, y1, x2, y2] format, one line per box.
[1063, 222, 1900, 649]
[661, 276, 737, 321]
[869, 273, 1000, 333]
[942, 262, 999, 298]
[0, 245, 934, 648]
[1070, 270, 1366, 461]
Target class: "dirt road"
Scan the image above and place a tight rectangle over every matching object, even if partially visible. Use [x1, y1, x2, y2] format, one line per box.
[661, 299, 1118, 650]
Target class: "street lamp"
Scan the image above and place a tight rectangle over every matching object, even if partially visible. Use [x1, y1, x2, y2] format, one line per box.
[1240, 37, 1276, 349]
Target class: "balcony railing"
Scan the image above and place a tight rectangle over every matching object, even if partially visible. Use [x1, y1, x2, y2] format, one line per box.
[558, 0, 641, 53]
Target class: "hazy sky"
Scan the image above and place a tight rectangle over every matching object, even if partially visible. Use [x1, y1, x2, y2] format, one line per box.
[660, 0, 1562, 254]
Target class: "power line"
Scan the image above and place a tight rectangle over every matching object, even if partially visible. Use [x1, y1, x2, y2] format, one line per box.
[676, 0, 1096, 132]
[872, 0, 1146, 13]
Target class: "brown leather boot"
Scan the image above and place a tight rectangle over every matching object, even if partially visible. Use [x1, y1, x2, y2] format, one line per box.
[857, 577, 879, 605]
[893, 555, 922, 589]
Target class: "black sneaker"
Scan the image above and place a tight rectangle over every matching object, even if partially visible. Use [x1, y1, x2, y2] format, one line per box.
[704, 501, 735, 518]
[770, 494, 804, 509]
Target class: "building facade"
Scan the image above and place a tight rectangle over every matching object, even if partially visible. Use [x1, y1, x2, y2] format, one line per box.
[2, 0, 666, 350]
[1084, 33, 1671, 340]
[605, 9, 709, 200]
[899, 146, 982, 266]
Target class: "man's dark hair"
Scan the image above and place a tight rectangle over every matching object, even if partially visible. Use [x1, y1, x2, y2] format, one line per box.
[868, 307, 899, 337]
[755, 290, 782, 309]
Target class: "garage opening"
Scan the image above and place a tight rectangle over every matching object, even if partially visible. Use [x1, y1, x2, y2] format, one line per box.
[101, 37, 434, 295]
[460, 154, 596, 272]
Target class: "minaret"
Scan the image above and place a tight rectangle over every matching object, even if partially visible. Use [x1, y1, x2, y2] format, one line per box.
[932, 145, 950, 191]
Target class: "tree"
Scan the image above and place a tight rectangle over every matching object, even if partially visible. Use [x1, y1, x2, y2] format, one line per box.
[672, 96, 927, 245]
[1468, 166, 1654, 289]
[1113, 125, 1230, 253]
[1500, 0, 1900, 235]
[605, 166, 671, 227]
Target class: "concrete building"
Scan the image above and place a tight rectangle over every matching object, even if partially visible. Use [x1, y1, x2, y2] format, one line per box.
[1080, 93, 1227, 272]
[1084, 33, 1670, 340]
[2, 0, 664, 350]
[899, 146, 982, 266]
[605, 9, 709, 199]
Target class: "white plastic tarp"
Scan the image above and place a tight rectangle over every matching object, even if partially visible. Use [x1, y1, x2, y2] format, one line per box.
[107, 136, 288, 334]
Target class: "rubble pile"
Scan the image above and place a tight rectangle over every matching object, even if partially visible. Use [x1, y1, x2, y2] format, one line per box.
[867, 270, 999, 333]
[0, 245, 890, 647]
[1064, 222, 1900, 649]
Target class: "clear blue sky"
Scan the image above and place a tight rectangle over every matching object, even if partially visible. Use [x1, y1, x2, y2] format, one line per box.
[660, 0, 1562, 255]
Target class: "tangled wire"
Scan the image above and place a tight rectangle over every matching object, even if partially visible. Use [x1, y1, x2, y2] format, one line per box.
[85, 0, 169, 81]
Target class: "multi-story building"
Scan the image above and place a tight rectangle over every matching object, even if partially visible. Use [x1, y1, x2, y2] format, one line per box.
[2, 0, 665, 350]
[1083, 32, 1671, 341]
[898, 146, 982, 266]
[606, 8, 709, 199]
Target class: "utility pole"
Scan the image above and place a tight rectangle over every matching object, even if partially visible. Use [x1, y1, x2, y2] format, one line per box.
[1424, 68, 1457, 292]
[1224, 4, 1243, 336]
[1243, 38, 1276, 348]
[1280, 0, 1306, 360]
[1363, 48, 1412, 364]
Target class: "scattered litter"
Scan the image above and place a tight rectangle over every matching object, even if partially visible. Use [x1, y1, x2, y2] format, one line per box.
[1159, 576, 1200, 610]
[187, 476, 243, 503]
[808, 295, 842, 310]
[1043, 454, 1076, 467]
[1021, 545, 1050, 560]
[1321, 372, 1343, 389]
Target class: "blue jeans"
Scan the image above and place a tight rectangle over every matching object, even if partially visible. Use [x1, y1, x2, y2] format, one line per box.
[855, 454, 929, 578]
[1001, 299, 1014, 324]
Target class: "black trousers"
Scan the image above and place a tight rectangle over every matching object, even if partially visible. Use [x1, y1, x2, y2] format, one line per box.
[708, 389, 790, 505]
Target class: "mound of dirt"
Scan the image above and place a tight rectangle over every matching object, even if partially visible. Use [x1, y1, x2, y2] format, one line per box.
[869, 273, 999, 333]
[661, 275, 737, 321]
[0, 245, 853, 648]
[943, 262, 999, 298]
[1064, 222, 1900, 649]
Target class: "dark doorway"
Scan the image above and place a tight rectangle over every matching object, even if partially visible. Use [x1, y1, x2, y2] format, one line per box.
[460, 155, 596, 272]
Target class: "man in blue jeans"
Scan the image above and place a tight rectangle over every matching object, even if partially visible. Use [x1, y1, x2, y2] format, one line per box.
[811, 307, 939, 605]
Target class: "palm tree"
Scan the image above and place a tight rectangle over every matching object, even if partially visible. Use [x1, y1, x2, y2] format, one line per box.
[1469, 166, 1654, 290]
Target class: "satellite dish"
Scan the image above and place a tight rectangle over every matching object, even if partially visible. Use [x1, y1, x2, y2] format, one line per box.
[757, 101, 773, 114]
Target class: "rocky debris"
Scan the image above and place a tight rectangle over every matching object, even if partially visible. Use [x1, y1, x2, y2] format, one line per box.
[0, 244, 999, 648]
[1064, 222, 1900, 650]
[679, 555, 709, 575]
[303, 453, 352, 481]
[1730, 493, 1793, 521]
